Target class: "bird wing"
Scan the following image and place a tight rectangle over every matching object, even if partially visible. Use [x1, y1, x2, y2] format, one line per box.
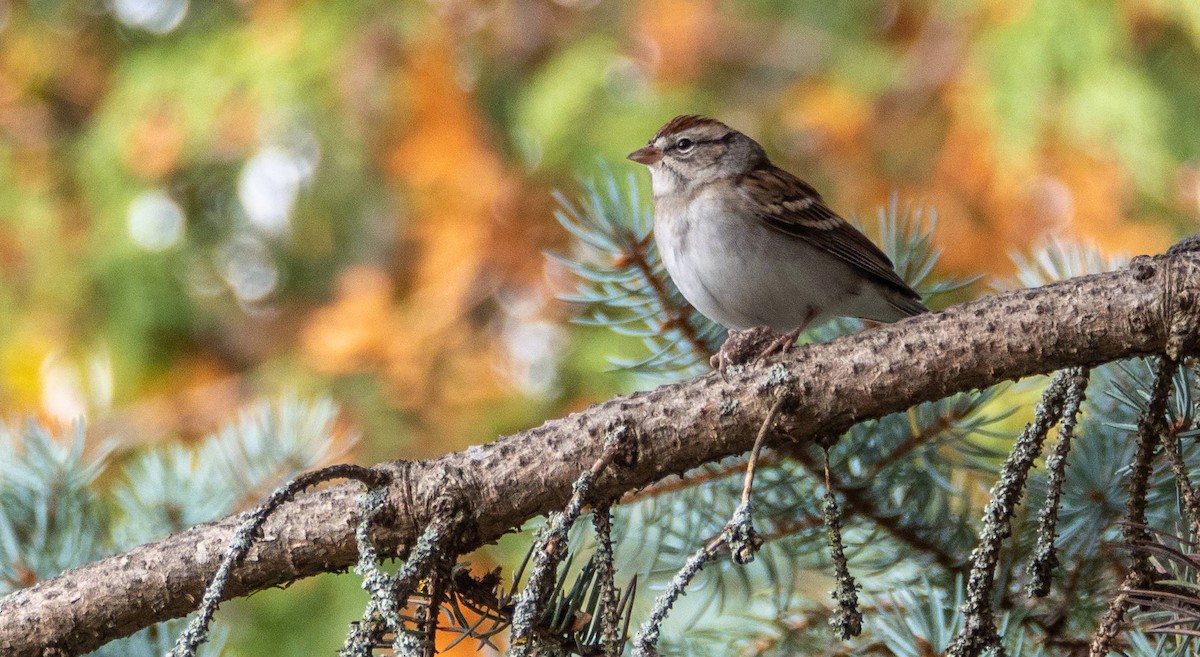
[738, 165, 921, 299]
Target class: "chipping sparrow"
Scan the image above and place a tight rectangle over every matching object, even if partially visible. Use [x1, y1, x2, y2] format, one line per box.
[628, 115, 928, 368]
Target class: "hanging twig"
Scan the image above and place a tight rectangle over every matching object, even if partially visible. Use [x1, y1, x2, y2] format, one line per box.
[947, 370, 1075, 657]
[631, 395, 785, 656]
[1089, 356, 1179, 657]
[341, 493, 465, 657]
[823, 451, 862, 639]
[171, 464, 390, 657]
[1160, 429, 1200, 538]
[419, 551, 450, 657]
[592, 505, 622, 656]
[509, 426, 629, 656]
[1028, 366, 1091, 597]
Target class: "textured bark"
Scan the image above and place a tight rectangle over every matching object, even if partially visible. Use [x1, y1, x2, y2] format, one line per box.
[2, 249, 1200, 656]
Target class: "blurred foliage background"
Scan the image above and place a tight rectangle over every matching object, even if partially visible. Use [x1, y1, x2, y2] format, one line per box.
[0, 0, 1198, 654]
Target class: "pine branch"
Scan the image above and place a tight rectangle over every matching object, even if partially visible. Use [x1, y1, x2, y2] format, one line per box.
[789, 447, 969, 573]
[622, 231, 712, 364]
[3, 245, 1200, 656]
[1089, 356, 1181, 657]
[551, 175, 721, 375]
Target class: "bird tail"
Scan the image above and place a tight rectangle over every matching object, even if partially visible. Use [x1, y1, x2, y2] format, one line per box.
[858, 290, 929, 323]
[887, 294, 929, 318]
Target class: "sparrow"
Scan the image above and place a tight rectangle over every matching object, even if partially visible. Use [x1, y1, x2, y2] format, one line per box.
[627, 115, 928, 370]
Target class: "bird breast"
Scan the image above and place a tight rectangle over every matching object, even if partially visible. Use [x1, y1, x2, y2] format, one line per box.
[652, 188, 865, 332]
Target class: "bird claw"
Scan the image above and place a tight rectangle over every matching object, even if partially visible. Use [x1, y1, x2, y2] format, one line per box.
[709, 342, 739, 381]
[752, 328, 802, 364]
[711, 326, 798, 377]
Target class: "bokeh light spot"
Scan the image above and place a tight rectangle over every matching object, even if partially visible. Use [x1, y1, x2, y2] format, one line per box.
[218, 236, 279, 303]
[238, 145, 317, 237]
[127, 189, 185, 251]
[40, 353, 86, 423]
[110, 0, 189, 34]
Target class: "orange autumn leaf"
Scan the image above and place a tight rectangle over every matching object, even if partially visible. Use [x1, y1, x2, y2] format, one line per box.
[299, 29, 519, 442]
[633, 0, 721, 84]
[122, 105, 186, 181]
[780, 81, 873, 150]
[301, 265, 396, 375]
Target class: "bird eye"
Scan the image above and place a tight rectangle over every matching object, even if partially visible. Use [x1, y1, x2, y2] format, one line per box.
[675, 137, 695, 153]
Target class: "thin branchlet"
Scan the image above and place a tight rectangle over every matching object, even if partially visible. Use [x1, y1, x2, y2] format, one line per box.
[419, 548, 450, 657]
[631, 397, 785, 656]
[509, 428, 626, 656]
[726, 396, 785, 564]
[789, 447, 967, 573]
[1160, 429, 1200, 538]
[948, 370, 1074, 657]
[341, 485, 396, 656]
[1089, 356, 1179, 657]
[592, 506, 622, 656]
[342, 491, 464, 657]
[823, 451, 862, 639]
[170, 464, 389, 657]
[1028, 366, 1090, 598]
[1123, 357, 1179, 574]
[631, 534, 722, 657]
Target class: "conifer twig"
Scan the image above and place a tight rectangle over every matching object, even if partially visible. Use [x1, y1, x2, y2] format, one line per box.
[790, 448, 966, 572]
[740, 396, 785, 508]
[1028, 366, 1090, 598]
[509, 426, 628, 656]
[948, 370, 1074, 657]
[823, 451, 862, 639]
[1089, 356, 1179, 657]
[419, 552, 450, 657]
[171, 464, 390, 657]
[1160, 428, 1200, 538]
[631, 395, 785, 656]
[592, 505, 622, 656]
[727, 395, 786, 564]
[341, 492, 464, 656]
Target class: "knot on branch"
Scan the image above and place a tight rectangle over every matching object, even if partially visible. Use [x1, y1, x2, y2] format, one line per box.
[724, 503, 763, 565]
[427, 466, 482, 552]
[379, 460, 481, 553]
[605, 420, 639, 469]
[1160, 240, 1200, 360]
[343, 490, 469, 656]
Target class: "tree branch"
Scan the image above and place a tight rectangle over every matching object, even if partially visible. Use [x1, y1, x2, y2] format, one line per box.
[3, 249, 1199, 656]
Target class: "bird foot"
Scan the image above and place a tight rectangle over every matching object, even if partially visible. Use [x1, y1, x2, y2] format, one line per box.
[753, 328, 802, 364]
[710, 326, 800, 376]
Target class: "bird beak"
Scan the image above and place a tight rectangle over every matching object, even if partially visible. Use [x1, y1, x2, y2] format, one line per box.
[627, 145, 662, 165]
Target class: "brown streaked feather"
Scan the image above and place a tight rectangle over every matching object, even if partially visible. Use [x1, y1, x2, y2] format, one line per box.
[737, 165, 921, 299]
